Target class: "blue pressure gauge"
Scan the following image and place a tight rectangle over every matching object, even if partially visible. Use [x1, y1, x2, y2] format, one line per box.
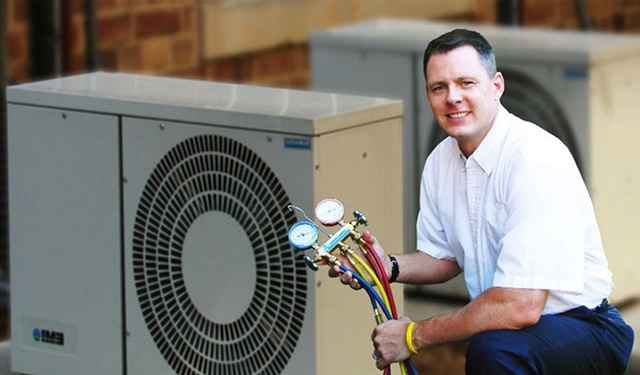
[288, 221, 319, 250]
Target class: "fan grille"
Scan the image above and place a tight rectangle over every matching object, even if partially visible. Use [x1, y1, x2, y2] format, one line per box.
[132, 134, 306, 375]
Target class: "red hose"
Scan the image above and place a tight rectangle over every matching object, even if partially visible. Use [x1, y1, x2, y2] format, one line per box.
[365, 242, 398, 319]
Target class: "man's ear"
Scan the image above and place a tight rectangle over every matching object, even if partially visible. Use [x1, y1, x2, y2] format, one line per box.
[494, 71, 505, 100]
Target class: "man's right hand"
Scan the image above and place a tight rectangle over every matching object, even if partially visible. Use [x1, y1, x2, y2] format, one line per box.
[326, 230, 390, 290]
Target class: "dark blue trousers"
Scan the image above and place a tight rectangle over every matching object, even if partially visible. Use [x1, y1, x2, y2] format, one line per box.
[465, 302, 634, 375]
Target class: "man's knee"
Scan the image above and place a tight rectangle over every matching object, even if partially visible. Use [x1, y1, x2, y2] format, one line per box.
[466, 330, 539, 375]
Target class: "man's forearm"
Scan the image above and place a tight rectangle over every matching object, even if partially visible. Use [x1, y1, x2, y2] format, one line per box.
[391, 251, 461, 285]
[411, 287, 548, 349]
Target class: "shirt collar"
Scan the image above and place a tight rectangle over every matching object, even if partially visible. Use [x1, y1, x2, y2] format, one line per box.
[464, 105, 511, 175]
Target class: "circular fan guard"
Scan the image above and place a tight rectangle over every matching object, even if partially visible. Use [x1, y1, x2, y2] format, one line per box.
[132, 134, 306, 375]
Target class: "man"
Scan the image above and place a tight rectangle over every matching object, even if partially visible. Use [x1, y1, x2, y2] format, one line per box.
[331, 28, 634, 374]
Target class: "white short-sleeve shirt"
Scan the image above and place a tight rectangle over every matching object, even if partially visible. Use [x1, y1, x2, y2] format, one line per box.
[416, 105, 613, 314]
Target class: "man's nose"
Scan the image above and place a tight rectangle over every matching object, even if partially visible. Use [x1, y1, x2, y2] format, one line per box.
[446, 86, 463, 104]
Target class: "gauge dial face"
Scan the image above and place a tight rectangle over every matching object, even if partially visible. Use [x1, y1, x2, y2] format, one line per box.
[288, 221, 319, 250]
[315, 198, 344, 226]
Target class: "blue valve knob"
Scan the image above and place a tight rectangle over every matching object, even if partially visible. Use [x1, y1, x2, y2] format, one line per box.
[302, 254, 319, 271]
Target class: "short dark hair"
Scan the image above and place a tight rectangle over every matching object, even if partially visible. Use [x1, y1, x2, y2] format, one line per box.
[423, 28, 497, 80]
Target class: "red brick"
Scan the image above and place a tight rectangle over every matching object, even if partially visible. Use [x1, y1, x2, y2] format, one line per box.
[520, 1, 555, 26]
[63, 0, 85, 15]
[119, 44, 143, 71]
[141, 39, 171, 71]
[183, 4, 196, 31]
[11, 0, 28, 24]
[587, 0, 615, 15]
[632, 10, 640, 31]
[254, 48, 297, 77]
[167, 67, 202, 79]
[99, 48, 118, 70]
[171, 37, 195, 65]
[63, 15, 86, 57]
[97, 0, 119, 12]
[98, 14, 132, 46]
[559, 1, 576, 21]
[9, 62, 30, 84]
[7, 30, 25, 60]
[288, 72, 311, 90]
[135, 9, 180, 38]
[205, 60, 237, 82]
[237, 55, 254, 82]
[65, 55, 87, 75]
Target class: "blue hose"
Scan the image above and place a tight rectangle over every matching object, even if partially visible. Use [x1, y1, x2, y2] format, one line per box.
[339, 265, 392, 319]
[339, 265, 418, 375]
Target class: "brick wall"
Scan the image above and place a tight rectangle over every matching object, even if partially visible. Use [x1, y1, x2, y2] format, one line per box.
[4, 0, 640, 91]
[4, 0, 481, 88]
[5, 0, 30, 83]
[519, 0, 640, 32]
[199, 1, 482, 89]
[202, 43, 310, 90]
[5, 0, 200, 84]
[5, 1, 454, 86]
[94, 0, 200, 78]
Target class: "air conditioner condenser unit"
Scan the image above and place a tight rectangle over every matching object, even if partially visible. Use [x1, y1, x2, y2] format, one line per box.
[7, 72, 404, 375]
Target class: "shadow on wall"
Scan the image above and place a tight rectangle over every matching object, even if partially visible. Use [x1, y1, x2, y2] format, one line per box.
[0, 280, 18, 375]
[0, 281, 7, 340]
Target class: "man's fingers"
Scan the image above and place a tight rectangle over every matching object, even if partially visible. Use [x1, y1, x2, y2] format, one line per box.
[326, 263, 362, 290]
[340, 270, 352, 285]
[328, 265, 341, 278]
[362, 230, 376, 244]
[341, 271, 362, 289]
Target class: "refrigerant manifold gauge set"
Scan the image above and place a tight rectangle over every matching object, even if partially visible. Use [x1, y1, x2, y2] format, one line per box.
[287, 198, 417, 375]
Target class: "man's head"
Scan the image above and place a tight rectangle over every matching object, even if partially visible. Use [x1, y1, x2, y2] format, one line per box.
[423, 28, 496, 81]
[423, 29, 504, 157]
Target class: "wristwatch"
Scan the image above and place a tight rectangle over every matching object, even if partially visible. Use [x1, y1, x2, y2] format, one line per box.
[389, 255, 399, 283]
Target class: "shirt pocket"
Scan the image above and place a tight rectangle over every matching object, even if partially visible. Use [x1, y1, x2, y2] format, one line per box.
[484, 201, 506, 258]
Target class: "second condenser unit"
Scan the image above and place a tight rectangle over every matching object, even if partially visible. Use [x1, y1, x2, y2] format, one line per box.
[311, 19, 640, 301]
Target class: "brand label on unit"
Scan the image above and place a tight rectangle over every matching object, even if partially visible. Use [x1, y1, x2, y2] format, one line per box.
[284, 138, 311, 150]
[563, 66, 588, 80]
[22, 317, 77, 354]
[32, 328, 65, 346]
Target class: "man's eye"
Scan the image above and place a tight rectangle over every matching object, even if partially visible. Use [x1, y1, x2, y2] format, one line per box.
[432, 86, 444, 92]
[462, 81, 474, 86]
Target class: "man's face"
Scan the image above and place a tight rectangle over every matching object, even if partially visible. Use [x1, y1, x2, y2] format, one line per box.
[425, 45, 504, 157]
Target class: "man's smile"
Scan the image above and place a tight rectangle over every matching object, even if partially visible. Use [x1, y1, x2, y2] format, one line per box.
[448, 111, 470, 118]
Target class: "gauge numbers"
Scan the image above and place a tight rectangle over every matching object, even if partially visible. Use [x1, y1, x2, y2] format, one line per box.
[315, 198, 345, 226]
[288, 221, 319, 250]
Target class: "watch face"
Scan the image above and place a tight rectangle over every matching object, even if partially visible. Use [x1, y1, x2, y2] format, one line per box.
[288, 221, 318, 249]
[315, 198, 344, 226]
